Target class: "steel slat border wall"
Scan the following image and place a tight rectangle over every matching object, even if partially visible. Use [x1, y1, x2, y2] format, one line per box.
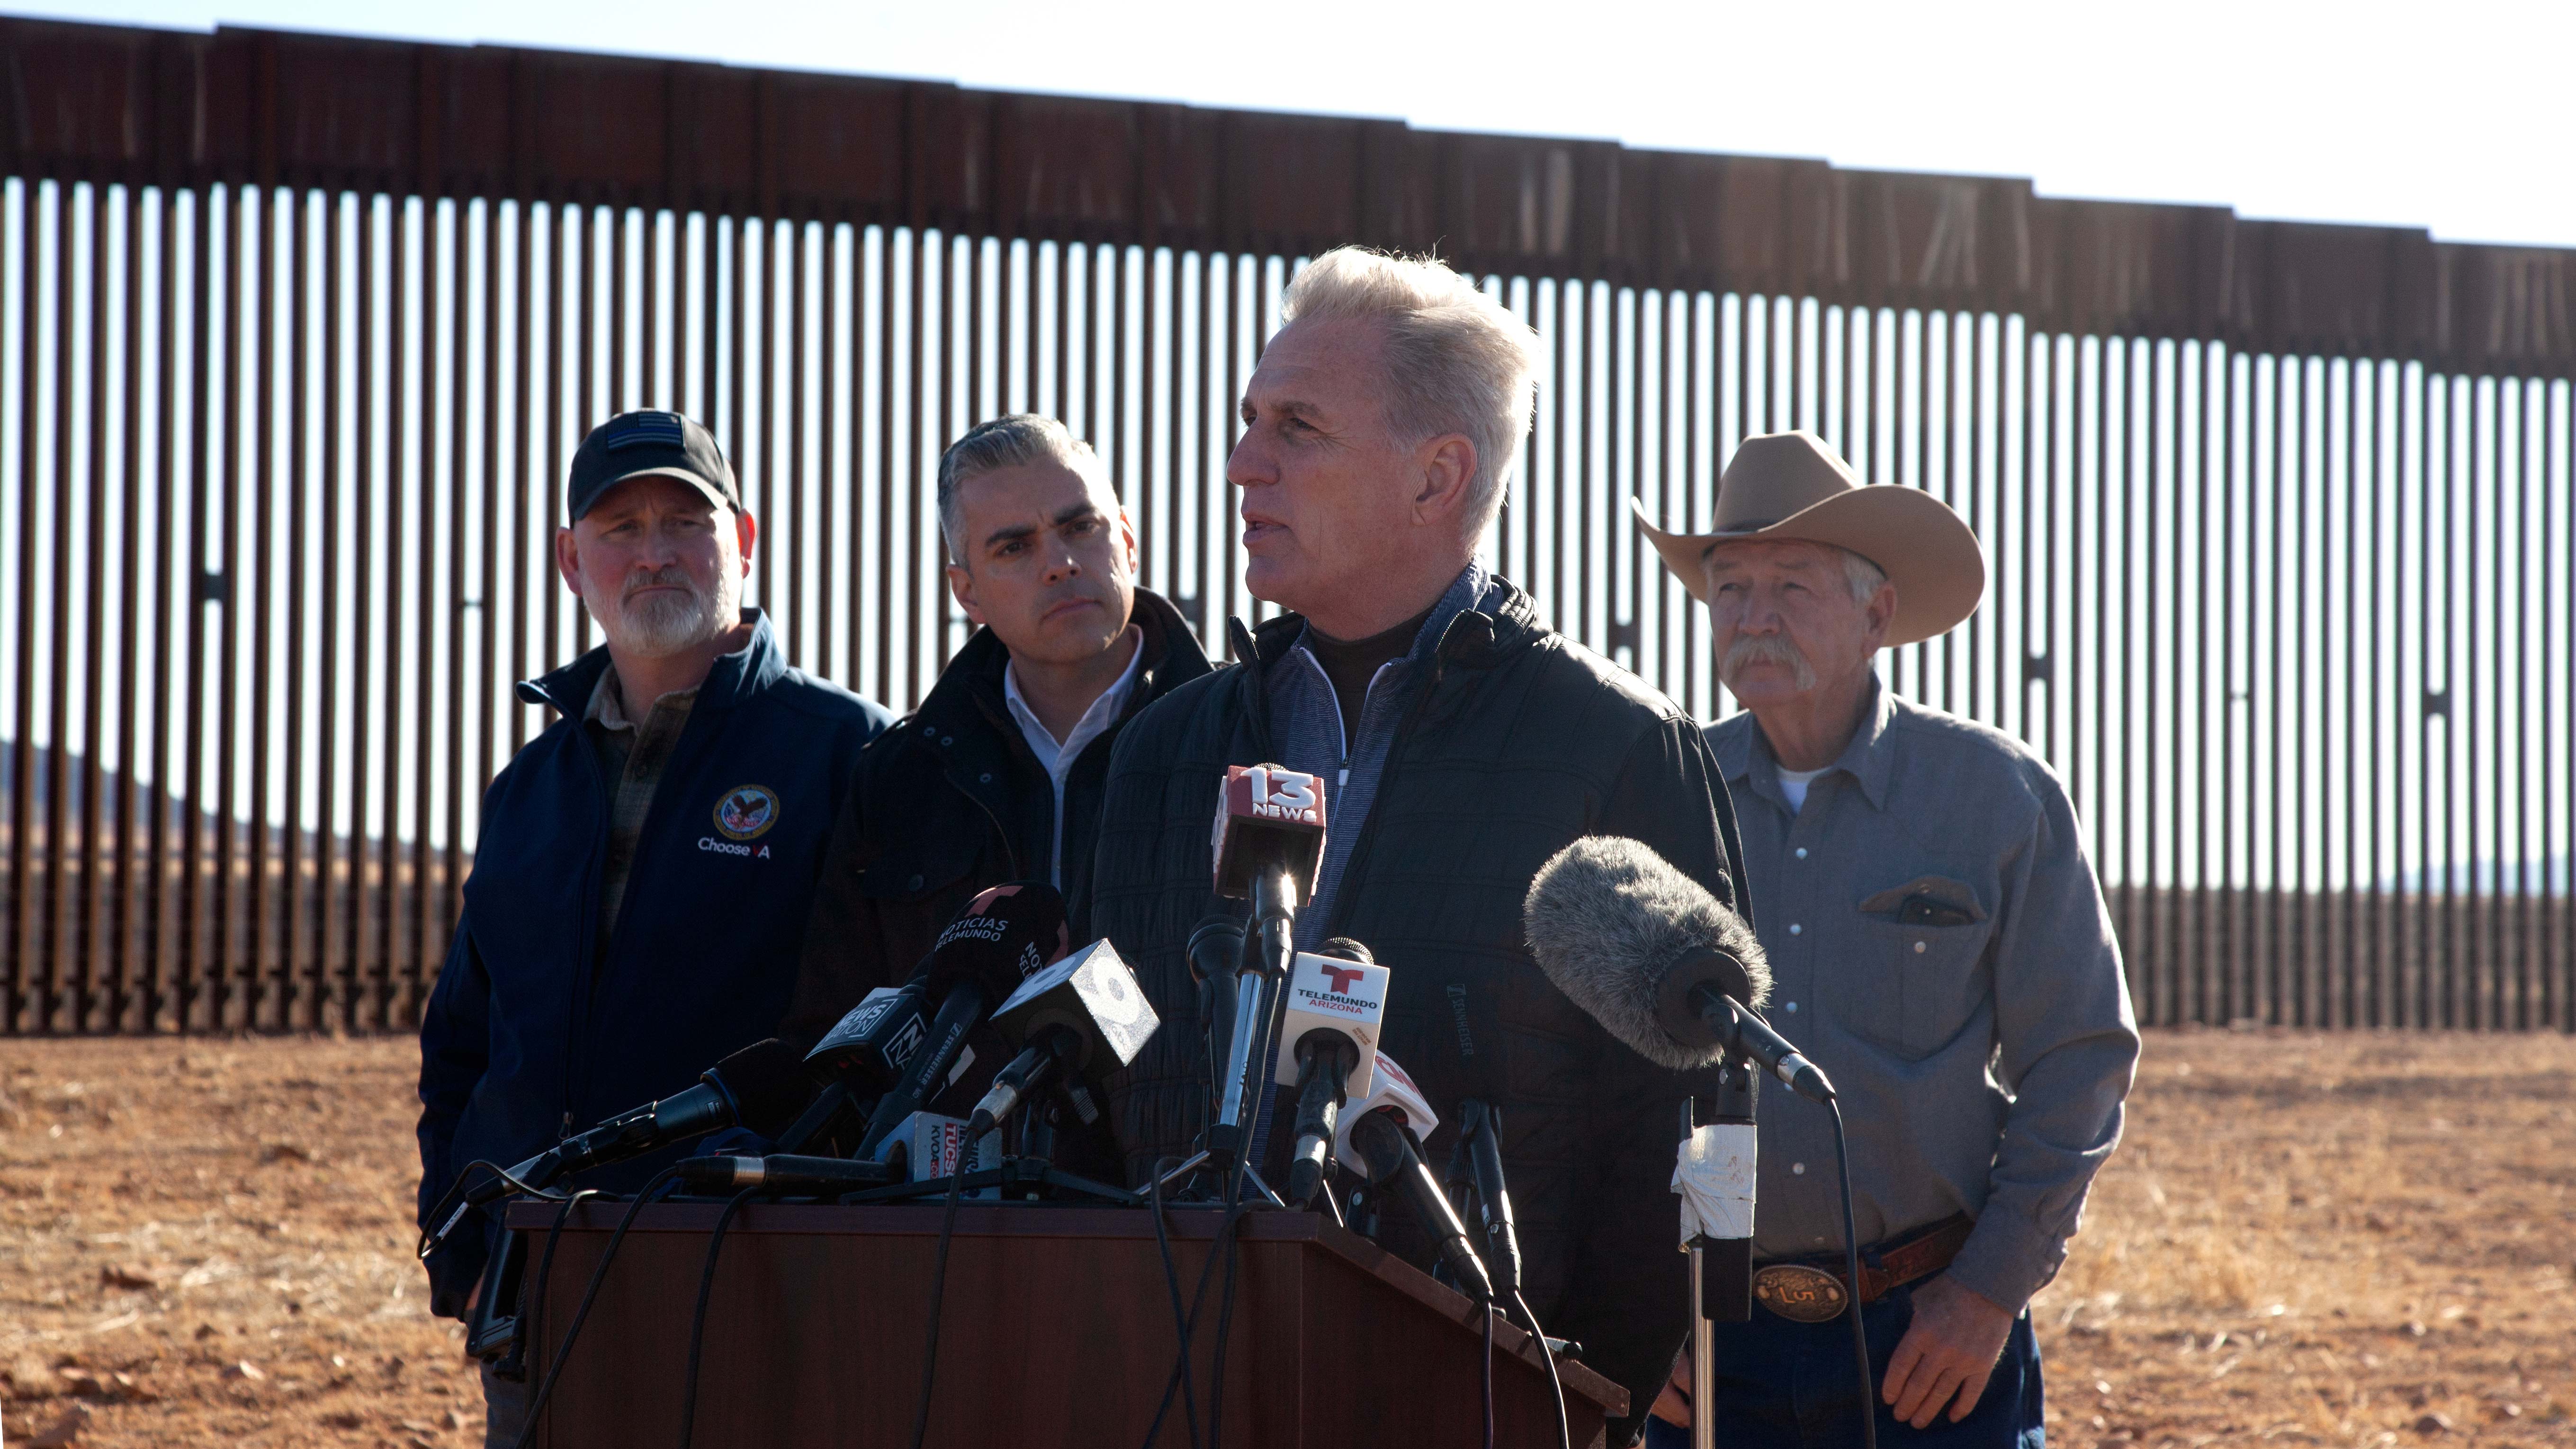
[0, 18, 2569, 1035]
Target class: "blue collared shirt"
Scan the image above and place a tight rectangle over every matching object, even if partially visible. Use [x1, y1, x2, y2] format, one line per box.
[1264, 562, 1494, 949]
[1709, 676, 2141, 1310]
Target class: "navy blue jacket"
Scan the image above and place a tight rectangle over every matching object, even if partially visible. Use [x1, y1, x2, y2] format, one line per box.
[414, 609, 892, 1316]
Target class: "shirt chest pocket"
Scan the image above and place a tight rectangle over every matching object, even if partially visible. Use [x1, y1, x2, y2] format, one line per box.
[1837, 876, 1994, 1060]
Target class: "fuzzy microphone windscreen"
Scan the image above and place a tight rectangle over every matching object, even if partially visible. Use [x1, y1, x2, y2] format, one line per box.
[1522, 836, 1771, 1070]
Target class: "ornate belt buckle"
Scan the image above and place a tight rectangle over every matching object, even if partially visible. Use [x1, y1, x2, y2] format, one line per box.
[1752, 1263, 1851, 1323]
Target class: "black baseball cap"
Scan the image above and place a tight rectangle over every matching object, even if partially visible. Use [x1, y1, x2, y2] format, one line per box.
[566, 410, 741, 521]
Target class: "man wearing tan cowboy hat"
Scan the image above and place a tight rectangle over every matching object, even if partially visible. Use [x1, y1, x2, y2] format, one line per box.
[1634, 431, 2138, 1449]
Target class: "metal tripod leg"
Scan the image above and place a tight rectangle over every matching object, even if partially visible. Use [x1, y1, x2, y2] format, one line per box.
[1237, 1164, 1286, 1210]
[1689, 1241, 1715, 1449]
[1154, 1150, 1210, 1192]
[1149, 1151, 1286, 1209]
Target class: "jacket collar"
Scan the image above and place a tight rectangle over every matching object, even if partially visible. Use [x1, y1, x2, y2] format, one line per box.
[1227, 565, 1547, 757]
[911, 586, 1214, 747]
[515, 607, 788, 718]
[1714, 672, 1897, 813]
[1234, 563, 1539, 672]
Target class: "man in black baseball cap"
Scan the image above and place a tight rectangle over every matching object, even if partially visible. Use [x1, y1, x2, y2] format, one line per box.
[565, 407, 742, 520]
[416, 408, 892, 1447]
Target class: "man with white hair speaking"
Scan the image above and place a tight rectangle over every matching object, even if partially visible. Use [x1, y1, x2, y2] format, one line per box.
[1085, 248, 1751, 1446]
[415, 411, 892, 1446]
[1634, 432, 2138, 1447]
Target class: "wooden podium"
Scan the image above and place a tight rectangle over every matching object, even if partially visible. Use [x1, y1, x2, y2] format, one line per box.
[505, 1199, 1626, 1448]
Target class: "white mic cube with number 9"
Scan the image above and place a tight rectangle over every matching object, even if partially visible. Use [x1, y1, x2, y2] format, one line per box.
[1271, 951, 1390, 1095]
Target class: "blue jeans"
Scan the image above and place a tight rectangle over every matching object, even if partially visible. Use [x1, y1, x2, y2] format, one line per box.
[1644, 1284, 2044, 1449]
[480, 1358, 528, 1449]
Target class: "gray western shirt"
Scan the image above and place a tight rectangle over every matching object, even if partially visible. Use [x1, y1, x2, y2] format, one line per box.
[1709, 676, 2140, 1312]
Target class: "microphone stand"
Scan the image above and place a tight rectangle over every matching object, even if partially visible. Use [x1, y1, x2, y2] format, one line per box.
[1685, 1056, 1759, 1449]
[1161, 863, 1299, 1207]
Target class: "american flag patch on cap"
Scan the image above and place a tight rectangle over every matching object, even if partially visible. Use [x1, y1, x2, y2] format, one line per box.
[601, 411, 689, 450]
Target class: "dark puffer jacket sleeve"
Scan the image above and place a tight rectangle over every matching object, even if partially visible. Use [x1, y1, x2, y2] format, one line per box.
[414, 922, 494, 1317]
[780, 768, 890, 1049]
[1551, 713, 1751, 1443]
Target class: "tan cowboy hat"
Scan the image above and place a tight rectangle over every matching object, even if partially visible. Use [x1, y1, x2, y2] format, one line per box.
[1631, 430, 1985, 648]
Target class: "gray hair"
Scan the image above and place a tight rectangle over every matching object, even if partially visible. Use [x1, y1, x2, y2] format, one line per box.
[935, 414, 1105, 562]
[1278, 247, 1542, 534]
[1703, 540, 1891, 609]
[1838, 548, 1888, 607]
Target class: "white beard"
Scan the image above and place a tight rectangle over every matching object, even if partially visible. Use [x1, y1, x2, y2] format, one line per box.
[604, 565, 737, 657]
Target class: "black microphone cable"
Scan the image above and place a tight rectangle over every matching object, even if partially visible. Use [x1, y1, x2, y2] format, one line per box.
[495, 1188, 599, 1386]
[511, 1165, 687, 1449]
[416, 1158, 568, 1261]
[1201, 1193, 1250, 1449]
[1826, 1098, 1879, 1449]
[1140, 1200, 1246, 1449]
[1509, 1289, 1572, 1449]
[676, 1186, 760, 1449]
[908, 1154, 971, 1449]
[1139, 1156, 1204, 1449]
[1202, 919, 1294, 1449]
[1481, 1302, 1497, 1449]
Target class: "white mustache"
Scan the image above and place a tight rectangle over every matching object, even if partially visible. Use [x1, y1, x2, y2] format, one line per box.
[1721, 634, 1817, 692]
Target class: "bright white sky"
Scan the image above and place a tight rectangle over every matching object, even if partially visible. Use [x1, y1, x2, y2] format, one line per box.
[31, 0, 2576, 250]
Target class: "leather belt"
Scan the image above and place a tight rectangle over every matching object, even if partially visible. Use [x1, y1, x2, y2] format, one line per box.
[1750, 1213, 1975, 1324]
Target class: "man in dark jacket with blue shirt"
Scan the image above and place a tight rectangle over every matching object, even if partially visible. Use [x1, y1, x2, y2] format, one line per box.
[414, 410, 891, 1446]
[1086, 249, 1748, 1449]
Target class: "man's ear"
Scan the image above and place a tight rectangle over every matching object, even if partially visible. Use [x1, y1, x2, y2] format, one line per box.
[1411, 433, 1477, 525]
[553, 527, 583, 595]
[733, 507, 759, 567]
[1116, 506, 1140, 576]
[1862, 581, 1897, 650]
[946, 562, 987, 628]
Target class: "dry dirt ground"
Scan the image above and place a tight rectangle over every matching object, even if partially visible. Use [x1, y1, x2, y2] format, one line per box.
[1, 1029, 2570, 1448]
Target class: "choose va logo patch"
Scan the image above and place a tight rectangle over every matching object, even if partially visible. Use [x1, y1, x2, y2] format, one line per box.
[713, 784, 780, 841]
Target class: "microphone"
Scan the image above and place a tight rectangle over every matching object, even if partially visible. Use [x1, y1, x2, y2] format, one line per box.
[427, 1037, 811, 1249]
[1521, 837, 1835, 1103]
[1275, 938, 1389, 1208]
[1348, 1108, 1494, 1303]
[805, 981, 935, 1102]
[1455, 1100, 1524, 1302]
[1331, 1050, 1440, 1175]
[1210, 763, 1327, 900]
[880, 1111, 992, 1183]
[855, 883, 1071, 1158]
[1185, 916, 1245, 1108]
[967, 939, 1161, 1136]
[1205, 765, 1328, 1168]
[673, 1153, 900, 1197]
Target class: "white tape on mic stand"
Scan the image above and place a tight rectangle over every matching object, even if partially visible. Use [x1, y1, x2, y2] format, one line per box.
[1672, 1122, 1757, 1244]
[1675, 1122, 1754, 1449]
